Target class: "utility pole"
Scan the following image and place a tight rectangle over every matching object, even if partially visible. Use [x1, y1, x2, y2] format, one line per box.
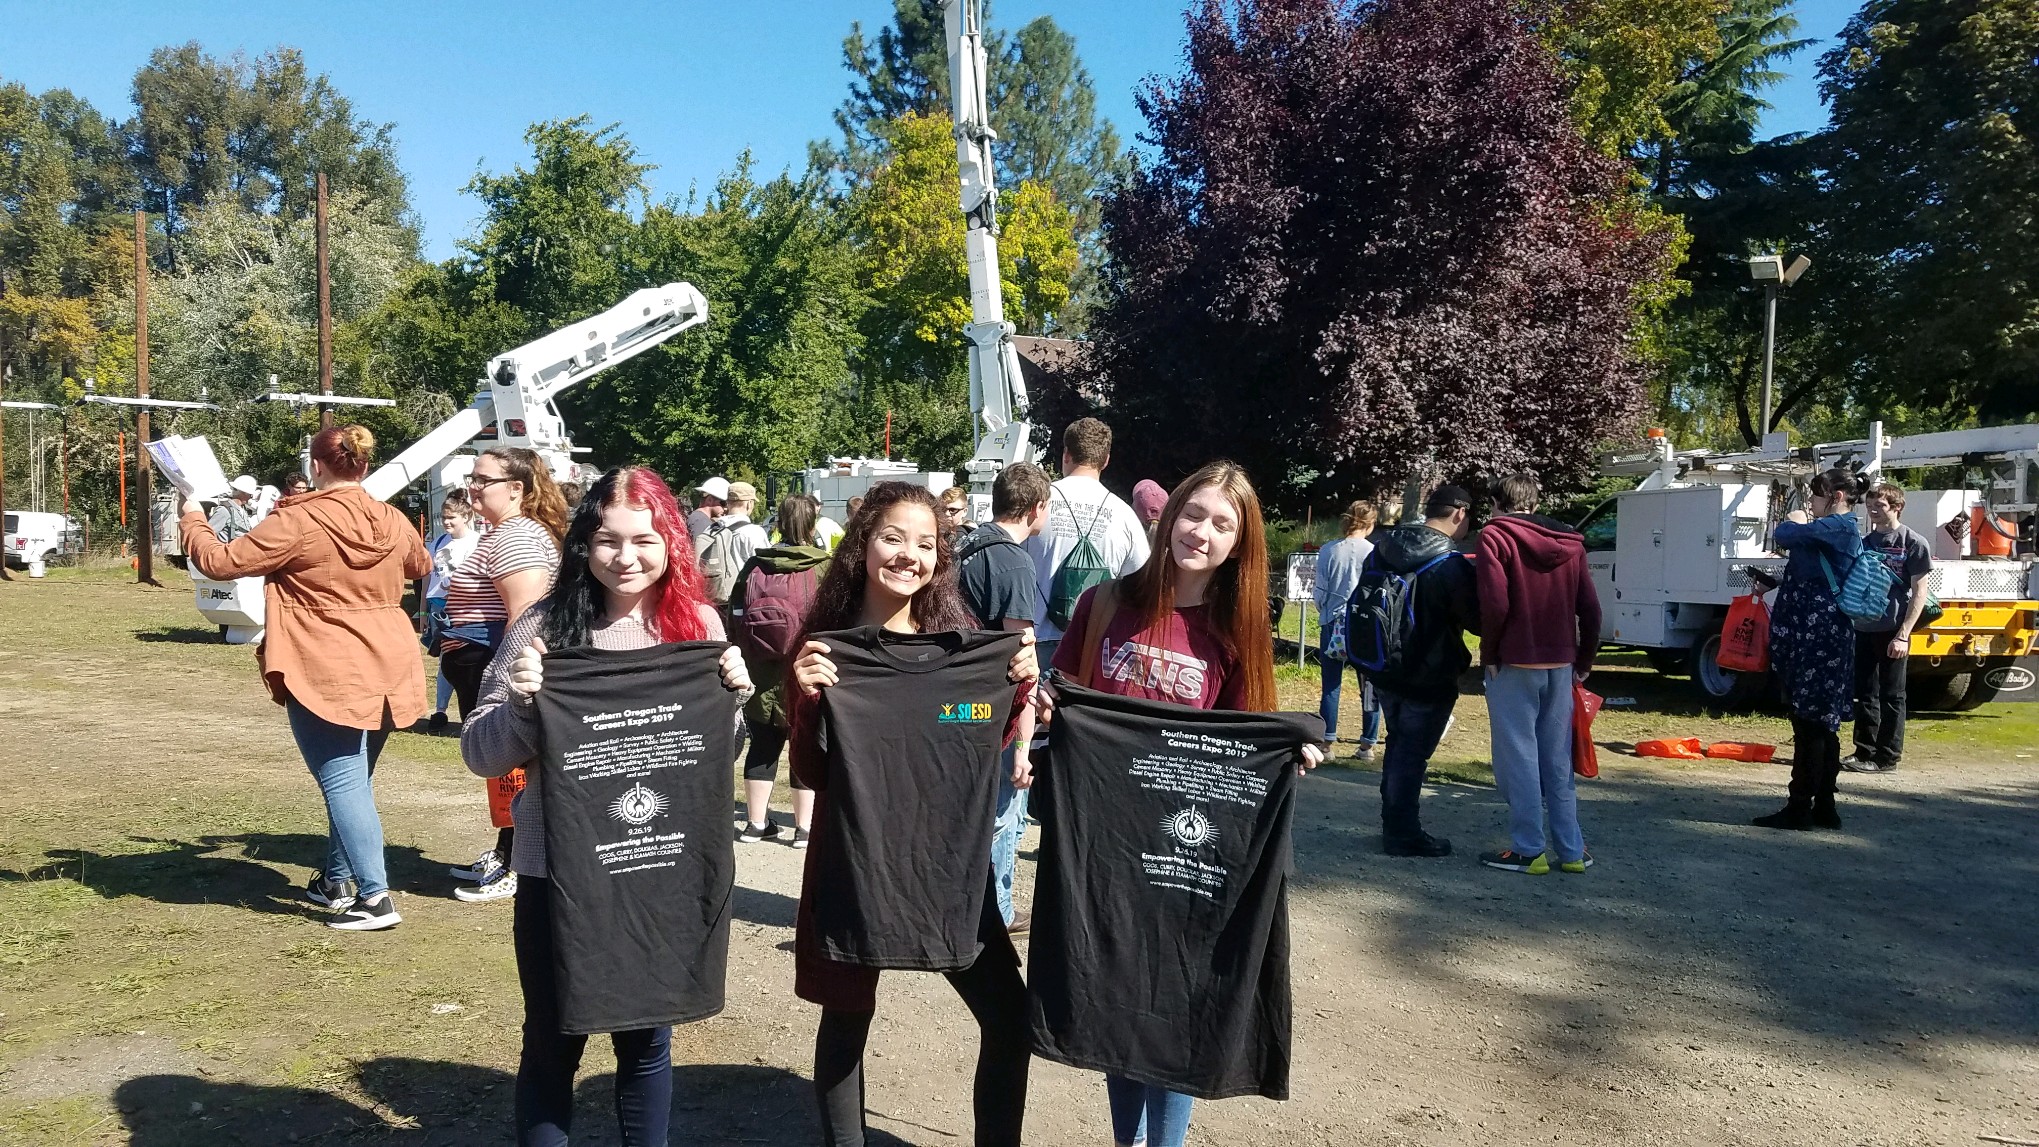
[316, 173, 334, 432]
[135, 211, 155, 585]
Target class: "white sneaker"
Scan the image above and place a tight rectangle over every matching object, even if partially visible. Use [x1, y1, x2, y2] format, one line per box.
[455, 869, 517, 903]
[449, 848, 504, 883]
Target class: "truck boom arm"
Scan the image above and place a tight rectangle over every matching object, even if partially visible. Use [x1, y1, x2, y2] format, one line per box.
[944, 0, 1033, 486]
[362, 283, 708, 502]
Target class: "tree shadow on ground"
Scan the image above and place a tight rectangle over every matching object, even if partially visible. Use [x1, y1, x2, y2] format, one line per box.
[0, 832, 452, 915]
[1295, 754, 2039, 1070]
[132, 626, 223, 645]
[113, 1058, 894, 1146]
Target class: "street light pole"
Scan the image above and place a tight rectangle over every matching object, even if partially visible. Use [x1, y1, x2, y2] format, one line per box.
[1760, 281, 1778, 437]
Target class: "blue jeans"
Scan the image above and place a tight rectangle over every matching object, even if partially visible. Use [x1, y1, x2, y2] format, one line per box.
[1318, 650, 1379, 746]
[286, 699, 391, 898]
[992, 743, 1028, 924]
[1376, 691, 1455, 841]
[1484, 666, 1585, 862]
[514, 877, 672, 1146]
[1106, 1077, 1193, 1147]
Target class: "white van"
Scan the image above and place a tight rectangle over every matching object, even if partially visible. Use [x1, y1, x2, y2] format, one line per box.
[4, 511, 83, 576]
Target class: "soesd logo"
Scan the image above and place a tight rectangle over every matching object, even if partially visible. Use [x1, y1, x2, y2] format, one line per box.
[937, 701, 994, 723]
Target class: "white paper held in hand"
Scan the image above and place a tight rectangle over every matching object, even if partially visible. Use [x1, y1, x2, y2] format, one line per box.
[144, 435, 232, 500]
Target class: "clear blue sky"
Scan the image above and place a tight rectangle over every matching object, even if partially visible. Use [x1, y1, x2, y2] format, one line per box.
[0, 0, 1861, 262]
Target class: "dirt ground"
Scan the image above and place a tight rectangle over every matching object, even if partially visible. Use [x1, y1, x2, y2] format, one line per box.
[3, 570, 2037, 1146]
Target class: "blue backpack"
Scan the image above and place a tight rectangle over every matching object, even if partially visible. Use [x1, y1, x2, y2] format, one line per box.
[1819, 550, 1897, 623]
[1346, 552, 1452, 675]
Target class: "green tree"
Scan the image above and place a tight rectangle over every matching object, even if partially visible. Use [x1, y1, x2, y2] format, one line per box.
[459, 116, 646, 329]
[151, 190, 419, 478]
[570, 158, 865, 483]
[846, 112, 1078, 470]
[1809, 0, 2039, 421]
[127, 44, 411, 251]
[821, 3, 1122, 204]
[1546, 0, 1730, 158]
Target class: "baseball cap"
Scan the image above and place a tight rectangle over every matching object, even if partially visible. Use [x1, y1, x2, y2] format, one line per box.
[1424, 484, 1473, 516]
[726, 480, 757, 505]
[1132, 479, 1168, 524]
[695, 476, 731, 502]
[230, 474, 260, 497]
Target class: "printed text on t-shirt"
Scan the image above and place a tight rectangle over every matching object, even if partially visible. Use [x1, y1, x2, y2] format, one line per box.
[1101, 638, 1209, 701]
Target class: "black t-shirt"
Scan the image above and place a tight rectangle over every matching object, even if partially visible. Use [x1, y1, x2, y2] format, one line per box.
[535, 641, 740, 1034]
[958, 523, 1039, 628]
[807, 626, 1022, 970]
[1028, 677, 1322, 1100]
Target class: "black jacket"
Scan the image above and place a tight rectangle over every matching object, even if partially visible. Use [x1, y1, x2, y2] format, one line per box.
[1364, 524, 1481, 701]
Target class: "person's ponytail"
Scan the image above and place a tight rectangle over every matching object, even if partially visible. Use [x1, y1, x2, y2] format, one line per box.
[309, 425, 375, 482]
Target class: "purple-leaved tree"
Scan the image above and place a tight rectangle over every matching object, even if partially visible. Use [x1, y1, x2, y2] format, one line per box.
[1041, 0, 1676, 506]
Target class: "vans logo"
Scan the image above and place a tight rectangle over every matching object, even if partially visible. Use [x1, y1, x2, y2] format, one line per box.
[937, 702, 994, 723]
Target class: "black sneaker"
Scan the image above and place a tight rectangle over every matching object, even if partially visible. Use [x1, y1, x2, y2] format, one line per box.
[737, 821, 785, 844]
[328, 893, 401, 931]
[1383, 833, 1452, 858]
[1840, 755, 1885, 774]
[305, 871, 358, 911]
[428, 711, 449, 733]
[1809, 802, 1843, 830]
[791, 827, 810, 850]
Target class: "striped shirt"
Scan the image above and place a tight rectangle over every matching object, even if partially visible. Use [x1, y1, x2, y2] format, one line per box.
[445, 515, 559, 630]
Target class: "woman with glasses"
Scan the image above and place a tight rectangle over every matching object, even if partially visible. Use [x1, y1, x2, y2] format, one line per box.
[441, 447, 570, 903]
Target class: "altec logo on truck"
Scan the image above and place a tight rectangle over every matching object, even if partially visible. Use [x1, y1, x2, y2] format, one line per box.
[1580, 422, 2039, 711]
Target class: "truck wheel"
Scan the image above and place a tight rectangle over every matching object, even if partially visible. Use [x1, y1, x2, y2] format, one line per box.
[1694, 628, 1768, 710]
[1951, 660, 2020, 711]
[1645, 648, 1690, 677]
[1908, 674, 1971, 712]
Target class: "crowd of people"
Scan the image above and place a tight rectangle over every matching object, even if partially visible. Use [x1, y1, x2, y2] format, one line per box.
[170, 413, 1933, 1146]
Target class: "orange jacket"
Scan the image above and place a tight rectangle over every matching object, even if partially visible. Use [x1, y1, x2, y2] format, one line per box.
[182, 485, 432, 730]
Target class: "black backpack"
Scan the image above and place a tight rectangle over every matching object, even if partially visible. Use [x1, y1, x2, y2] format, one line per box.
[1346, 552, 1451, 676]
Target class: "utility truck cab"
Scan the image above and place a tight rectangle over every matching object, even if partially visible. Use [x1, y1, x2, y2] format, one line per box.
[4, 511, 83, 577]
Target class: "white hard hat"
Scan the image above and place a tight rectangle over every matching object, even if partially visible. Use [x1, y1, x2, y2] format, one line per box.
[230, 475, 260, 497]
[695, 476, 731, 501]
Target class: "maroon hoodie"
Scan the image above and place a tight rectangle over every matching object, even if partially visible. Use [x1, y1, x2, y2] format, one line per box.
[1476, 513, 1602, 676]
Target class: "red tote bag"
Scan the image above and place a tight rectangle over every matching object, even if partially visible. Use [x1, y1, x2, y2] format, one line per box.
[1572, 683, 1603, 778]
[1718, 593, 1771, 674]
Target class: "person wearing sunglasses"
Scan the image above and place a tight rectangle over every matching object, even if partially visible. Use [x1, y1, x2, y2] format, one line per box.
[440, 448, 571, 904]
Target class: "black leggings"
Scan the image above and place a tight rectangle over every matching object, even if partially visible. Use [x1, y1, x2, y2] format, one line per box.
[812, 901, 1030, 1146]
[740, 721, 809, 788]
[1788, 714, 1842, 805]
[441, 641, 494, 720]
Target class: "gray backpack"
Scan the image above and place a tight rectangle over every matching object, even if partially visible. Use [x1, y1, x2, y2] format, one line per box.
[696, 521, 743, 603]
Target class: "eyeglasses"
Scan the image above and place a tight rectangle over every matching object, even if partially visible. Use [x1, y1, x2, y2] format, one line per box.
[467, 475, 517, 491]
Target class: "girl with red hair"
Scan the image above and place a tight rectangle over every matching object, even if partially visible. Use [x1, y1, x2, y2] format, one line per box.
[461, 465, 754, 1145]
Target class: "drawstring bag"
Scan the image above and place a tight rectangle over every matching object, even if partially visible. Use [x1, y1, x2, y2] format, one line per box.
[1718, 594, 1770, 673]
